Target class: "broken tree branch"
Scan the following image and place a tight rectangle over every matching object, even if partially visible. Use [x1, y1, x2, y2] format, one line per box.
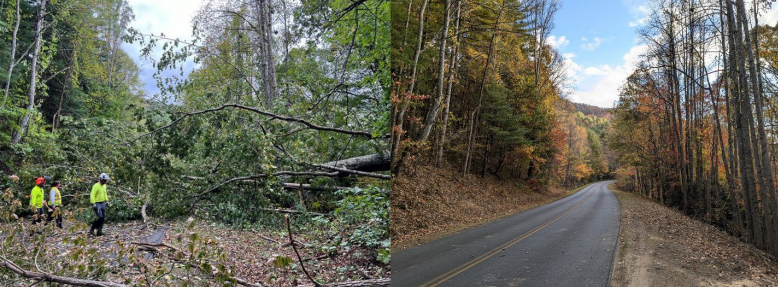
[285, 215, 320, 287]
[134, 104, 377, 142]
[189, 171, 339, 211]
[0, 258, 128, 287]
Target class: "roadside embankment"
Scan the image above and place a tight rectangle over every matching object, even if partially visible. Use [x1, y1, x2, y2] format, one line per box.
[391, 164, 587, 250]
[609, 184, 778, 287]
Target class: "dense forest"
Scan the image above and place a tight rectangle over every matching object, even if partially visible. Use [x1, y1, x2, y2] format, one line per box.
[390, 0, 614, 187]
[0, 0, 390, 286]
[608, 0, 778, 257]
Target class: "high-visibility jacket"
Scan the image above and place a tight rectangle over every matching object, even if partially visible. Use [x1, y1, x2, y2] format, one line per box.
[90, 182, 108, 204]
[30, 186, 44, 208]
[50, 187, 62, 207]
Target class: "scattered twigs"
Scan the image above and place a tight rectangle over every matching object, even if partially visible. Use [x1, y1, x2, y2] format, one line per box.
[285, 215, 320, 287]
[129, 241, 266, 287]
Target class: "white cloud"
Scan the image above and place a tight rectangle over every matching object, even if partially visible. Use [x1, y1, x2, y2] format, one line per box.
[584, 67, 606, 76]
[123, 0, 204, 97]
[566, 44, 648, 108]
[628, 4, 651, 27]
[547, 35, 569, 49]
[562, 53, 583, 84]
[580, 37, 603, 51]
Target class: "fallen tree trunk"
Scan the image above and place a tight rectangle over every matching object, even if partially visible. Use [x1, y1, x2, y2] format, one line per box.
[296, 278, 390, 287]
[323, 153, 390, 172]
[0, 259, 128, 287]
[282, 183, 347, 191]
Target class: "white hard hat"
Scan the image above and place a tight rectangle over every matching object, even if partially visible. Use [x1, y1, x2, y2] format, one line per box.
[98, 173, 110, 181]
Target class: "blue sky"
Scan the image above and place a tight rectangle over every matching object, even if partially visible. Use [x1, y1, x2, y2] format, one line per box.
[122, 0, 778, 107]
[551, 0, 652, 108]
[552, 0, 778, 108]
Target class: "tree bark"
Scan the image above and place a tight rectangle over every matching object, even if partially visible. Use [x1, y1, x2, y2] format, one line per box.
[418, 0, 451, 142]
[1, 0, 21, 109]
[436, 0, 462, 166]
[391, 0, 428, 174]
[11, 0, 47, 145]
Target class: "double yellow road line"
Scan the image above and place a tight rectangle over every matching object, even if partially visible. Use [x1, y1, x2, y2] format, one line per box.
[418, 185, 597, 287]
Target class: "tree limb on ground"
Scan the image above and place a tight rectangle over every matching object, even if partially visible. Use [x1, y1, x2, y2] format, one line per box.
[0, 258, 128, 287]
[134, 104, 377, 142]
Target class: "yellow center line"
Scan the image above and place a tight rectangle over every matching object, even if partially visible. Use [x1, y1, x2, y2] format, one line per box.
[418, 185, 597, 287]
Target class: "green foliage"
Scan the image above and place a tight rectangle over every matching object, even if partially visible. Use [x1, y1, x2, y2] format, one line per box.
[334, 186, 390, 249]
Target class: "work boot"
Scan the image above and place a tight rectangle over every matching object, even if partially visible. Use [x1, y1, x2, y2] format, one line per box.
[96, 228, 104, 236]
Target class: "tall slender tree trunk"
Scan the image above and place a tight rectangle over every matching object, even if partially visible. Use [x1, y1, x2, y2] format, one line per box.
[437, 0, 462, 166]
[391, 0, 428, 174]
[668, 10, 687, 210]
[727, 0, 759, 245]
[258, 0, 277, 108]
[464, 0, 503, 176]
[739, 0, 776, 252]
[1, 0, 21, 109]
[418, 0, 451, 142]
[11, 0, 47, 145]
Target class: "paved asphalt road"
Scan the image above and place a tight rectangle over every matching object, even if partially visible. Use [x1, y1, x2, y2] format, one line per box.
[392, 180, 621, 287]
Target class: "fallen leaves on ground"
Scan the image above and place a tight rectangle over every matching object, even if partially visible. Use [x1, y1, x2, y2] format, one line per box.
[392, 164, 577, 250]
[610, 185, 778, 287]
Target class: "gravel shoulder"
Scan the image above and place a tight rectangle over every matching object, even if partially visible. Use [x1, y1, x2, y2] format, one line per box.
[609, 184, 778, 287]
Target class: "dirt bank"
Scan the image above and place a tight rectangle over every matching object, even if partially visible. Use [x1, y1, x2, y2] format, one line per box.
[609, 184, 778, 287]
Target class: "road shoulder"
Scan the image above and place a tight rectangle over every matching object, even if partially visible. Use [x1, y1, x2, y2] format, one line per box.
[608, 184, 778, 287]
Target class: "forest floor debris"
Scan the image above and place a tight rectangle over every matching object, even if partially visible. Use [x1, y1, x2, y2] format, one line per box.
[609, 184, 778, 287]
[1, 217, 387, 286]
[391, 164, 586, 250]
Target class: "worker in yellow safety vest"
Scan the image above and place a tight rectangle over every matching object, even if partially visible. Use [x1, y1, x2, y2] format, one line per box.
[46, 181, 63, 228]
[89, 173, 110, 236]
[29, 177, 48, 226]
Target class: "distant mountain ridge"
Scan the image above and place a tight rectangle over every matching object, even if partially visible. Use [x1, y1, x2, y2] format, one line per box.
[560, 99, 612, 119]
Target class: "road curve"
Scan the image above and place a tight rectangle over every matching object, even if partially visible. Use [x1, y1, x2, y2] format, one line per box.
[392, 180, 621, 287]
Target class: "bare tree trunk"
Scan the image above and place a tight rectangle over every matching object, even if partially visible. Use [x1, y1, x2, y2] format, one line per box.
[258, 0, 277, 108]
[391, 0, 428, 174]
[740, 0, 776, 252]
[11, 0, 47, 145]
[1, 0, 21, 109]
[418, 0, 452, 142]
[727, 0, 758, 245]
[436, 0, 462, 166]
